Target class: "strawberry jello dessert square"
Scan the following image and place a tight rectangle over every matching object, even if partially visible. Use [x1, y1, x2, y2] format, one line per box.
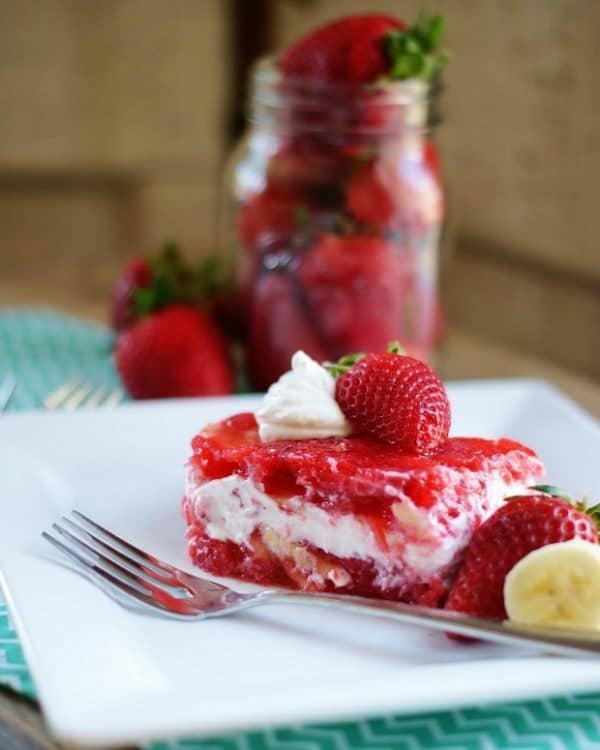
[182, 348, 544, 607]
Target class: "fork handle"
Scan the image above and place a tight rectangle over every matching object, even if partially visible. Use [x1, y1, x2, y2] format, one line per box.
[264, 590, 600, 658]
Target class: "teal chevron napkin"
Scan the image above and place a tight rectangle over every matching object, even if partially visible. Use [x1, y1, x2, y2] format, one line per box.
[1, 308, 600, 750]
[0, 308, 121, 411]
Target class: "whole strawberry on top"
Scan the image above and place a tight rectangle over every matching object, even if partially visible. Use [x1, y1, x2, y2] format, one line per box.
[111, 243, 234, 399]
[279, 11, 448, 84]
[445, 488, 600, 622]
[330, 343, 451, 454]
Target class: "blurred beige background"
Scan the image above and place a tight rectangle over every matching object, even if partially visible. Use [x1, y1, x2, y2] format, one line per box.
[1, 0, 599, 384]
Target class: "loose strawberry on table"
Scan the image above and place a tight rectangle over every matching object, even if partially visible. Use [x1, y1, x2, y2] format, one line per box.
[110, 243, 235, 399]
[115, 305, 234, 399]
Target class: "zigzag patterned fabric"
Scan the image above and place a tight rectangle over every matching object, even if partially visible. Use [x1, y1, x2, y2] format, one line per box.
[0, 308, 121, 410]
[1, 309, 600, 750]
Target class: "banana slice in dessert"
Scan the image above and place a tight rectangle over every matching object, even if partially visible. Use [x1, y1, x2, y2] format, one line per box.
[504, 539, 600, 629]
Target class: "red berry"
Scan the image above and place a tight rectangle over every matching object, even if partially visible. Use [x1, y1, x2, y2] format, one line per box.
[115, 305, 234, 399]
[445, 496, 599, 621]
[335, 352, 451, 452]
[424, 140, 442, 180]
[110, 258, 152, 332]
[248, 271, 329, 390]
[296, 235, 412, 357]
[346, 145, 444, 232]
[237, 184, 307, 252]
[268, 137, 356, 190]
[279, 15, 406, 84]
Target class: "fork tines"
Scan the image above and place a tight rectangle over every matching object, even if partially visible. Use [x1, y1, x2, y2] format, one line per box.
[43, 511, 195, 616]
[0, 373, 16, 413]
[44, 379, 124, 410]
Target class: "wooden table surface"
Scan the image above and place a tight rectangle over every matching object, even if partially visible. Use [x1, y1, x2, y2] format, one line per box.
[1, 325, 599, 749]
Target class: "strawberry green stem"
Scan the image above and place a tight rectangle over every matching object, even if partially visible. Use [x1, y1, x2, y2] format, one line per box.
[529, 484, 572, 501]
[384, 10, 449, 82]
[133, 242, 230, 319]
[325, 341, 407, 378]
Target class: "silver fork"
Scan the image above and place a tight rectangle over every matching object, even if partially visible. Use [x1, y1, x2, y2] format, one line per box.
[44, 378, 124, 410]
[42, 511, 600, 658]
[0, 373, 17, 412]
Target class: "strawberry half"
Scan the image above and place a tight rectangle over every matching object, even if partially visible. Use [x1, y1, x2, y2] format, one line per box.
[332, 345, 451, 453]
[445, 490, 600, 622]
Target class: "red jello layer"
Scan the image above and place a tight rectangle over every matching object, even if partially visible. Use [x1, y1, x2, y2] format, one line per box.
[188, 412, 542, 514]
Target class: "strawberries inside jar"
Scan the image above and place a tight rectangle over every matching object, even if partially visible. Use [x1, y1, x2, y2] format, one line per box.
[222, 53, 446, 389]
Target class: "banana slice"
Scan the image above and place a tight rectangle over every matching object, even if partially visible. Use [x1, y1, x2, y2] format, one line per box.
[504, 539, 600, 629]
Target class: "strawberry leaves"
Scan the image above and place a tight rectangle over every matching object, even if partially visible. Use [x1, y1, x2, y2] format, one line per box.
[325, 341, 407, 378]
[325, 352, 365, 379]
[528, 484, 572, 501]
[384, 11, 449, 82]
[133, 242, 230, 320]
[585, 501, 600, 530]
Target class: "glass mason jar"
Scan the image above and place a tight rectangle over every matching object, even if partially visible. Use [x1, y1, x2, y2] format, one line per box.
[222, 59, 445, 390]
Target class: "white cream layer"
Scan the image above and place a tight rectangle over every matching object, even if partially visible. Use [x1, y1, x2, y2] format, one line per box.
[186, 467, 537, 583]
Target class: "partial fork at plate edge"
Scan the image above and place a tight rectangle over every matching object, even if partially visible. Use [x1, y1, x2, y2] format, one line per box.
[42, 510, 600, 658]
[0, 373, 17, 412]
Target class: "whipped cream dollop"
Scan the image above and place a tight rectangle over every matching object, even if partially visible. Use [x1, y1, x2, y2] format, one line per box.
[256, 351, 352, 442]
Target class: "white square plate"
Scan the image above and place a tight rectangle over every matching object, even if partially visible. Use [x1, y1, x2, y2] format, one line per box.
[1, 379, 600, 747]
